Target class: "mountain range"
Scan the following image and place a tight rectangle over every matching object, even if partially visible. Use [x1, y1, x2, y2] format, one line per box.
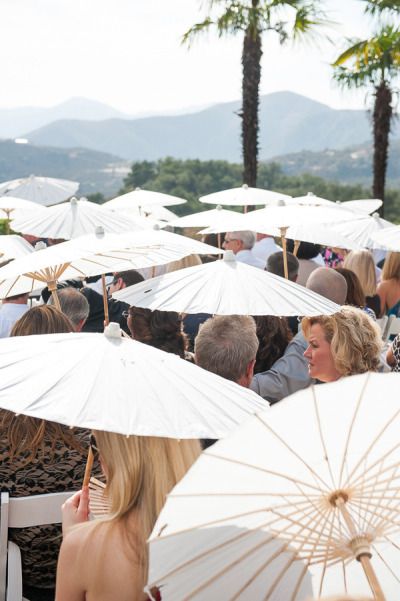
[22, 92, 392, 162]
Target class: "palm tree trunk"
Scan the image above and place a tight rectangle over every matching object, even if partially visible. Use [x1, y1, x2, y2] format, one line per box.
[372, 80, 392, 217]
[241, 2, 262, 190]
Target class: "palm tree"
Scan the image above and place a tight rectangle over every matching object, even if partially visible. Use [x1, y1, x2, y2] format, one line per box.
[333, 25, 400, 216]
[183, 1, 325, 188]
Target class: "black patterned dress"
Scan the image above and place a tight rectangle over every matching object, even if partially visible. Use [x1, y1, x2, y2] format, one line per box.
[0, 428, 95, 599]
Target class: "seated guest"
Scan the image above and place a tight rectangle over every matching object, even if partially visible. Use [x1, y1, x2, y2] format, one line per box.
[0, 292, 29, 337]
[302, 306, 382, 382]
[266, 251, 299, 282]
[81, 269, 144, 334]
[252, 233, 281, 263]
[334, 267, 376, 318]
[251, 268, 348, 402]
[344, 249, 381, 316]
[56, 434, 201, 601]
[222, 231, 265, 268]
[377, 251, 400, 317]
[286, 240, 324, 286]
[127, 306, 189, 359]
[253, 316, 292, 374]
[48, 287, 90, 331]
[11, 304, 75, 336]
[386, 333, 400, 371]
[195, 315, 259, 387]
[0, 307, 92, 601]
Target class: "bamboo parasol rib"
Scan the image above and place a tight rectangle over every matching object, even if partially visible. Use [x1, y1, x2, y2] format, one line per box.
[147, 373, 400, 600]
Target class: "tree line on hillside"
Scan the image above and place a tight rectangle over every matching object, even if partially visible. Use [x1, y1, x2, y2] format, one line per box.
[110, 157, 400, 223]
[184, 0, 400, 216]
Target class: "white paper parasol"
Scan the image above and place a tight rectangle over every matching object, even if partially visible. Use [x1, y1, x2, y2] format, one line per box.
[104, 187, 187, 209]
[113, 251, 339, 316]
[11, 197, 143, 239]
[0, 175, 79, 206]
[147, 372, 400, 600]
[0, 323, 265, 438]
[0, 235, 34, 262]
[331, 213, 394, 250]
[371, 225, 400, 251]
[199, 185, 292, 207]
[0, 227, 222, 300]
[339, 199, 383, 215]
[284, 192, 336, 207]
[168, 206, 243, 229]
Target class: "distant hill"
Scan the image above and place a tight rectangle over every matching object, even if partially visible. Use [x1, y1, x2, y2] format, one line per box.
[0, 140, 129, 195]
[0, 97, 128, 139]
[269, 139, 400, 187]
[24, 91, 398, 161]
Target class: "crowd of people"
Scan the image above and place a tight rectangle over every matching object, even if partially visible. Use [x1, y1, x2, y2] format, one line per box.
[0, 227, 397, 600]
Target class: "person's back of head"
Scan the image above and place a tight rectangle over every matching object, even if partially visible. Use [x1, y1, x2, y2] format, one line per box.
[382, 250, 400, 282]
[48, 287, 90, 331]
[93, 431, 201, 582]
[194, 315, 259, 387]
[334, 267, 366, 307]
[267, 251, 299, 282]
[166, 254, 202, 273]
[306, 267, 348, 305]
[286, 240, 321, 260]
[343, 249, 377, 296]
[128, 306, 188, 358]
[253, 315, 292, 374]
[114, 269, 145, 288]
[10, 304, 75, 336]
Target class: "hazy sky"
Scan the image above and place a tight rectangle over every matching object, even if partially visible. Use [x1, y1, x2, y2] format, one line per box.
[1, 0, 388, 114]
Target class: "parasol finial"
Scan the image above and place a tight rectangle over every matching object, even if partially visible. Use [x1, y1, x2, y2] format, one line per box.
[104, 322, 122, 339]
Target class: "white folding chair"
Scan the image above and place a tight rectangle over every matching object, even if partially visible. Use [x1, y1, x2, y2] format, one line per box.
[0, 491, 72, 601]
[376, 315, 388, 340]
[385, 315, 400, 341]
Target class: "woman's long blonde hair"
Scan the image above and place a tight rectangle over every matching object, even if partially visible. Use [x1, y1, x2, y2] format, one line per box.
[343, 250, 377, 296]
[166, 254, 202, 273]
[93, 432, 201, 581]
[382, 251, 400, 282]
[302, 306, 382, 376]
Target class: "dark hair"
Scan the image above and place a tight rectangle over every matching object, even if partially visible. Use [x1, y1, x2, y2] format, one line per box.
[114, 270, 145, 288]
[267, 251, 299, 281]
[286, 240, 322, 260]
[334, 267, 366, 308]
[10, 305, 75, 336]
[128, 307, 188, 358]
[253, 315, 292, 374]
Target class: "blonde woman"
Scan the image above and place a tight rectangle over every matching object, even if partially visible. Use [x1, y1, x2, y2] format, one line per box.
[302, 306, 382, 383]
[343, 250, 380, 316]
[56, 434, 201, 601]
[166, 253, 202, 273]
[377, 251, 400, 316]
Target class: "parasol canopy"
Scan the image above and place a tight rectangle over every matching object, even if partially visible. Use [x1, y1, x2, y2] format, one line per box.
[148, 372, 400, 600]
[199, 185, 292, 207]
[0, 175, 79, 206]
[370, 225, 400, 251]
[0, 323, 266, 438]
[0, 235, 34, 262]
[11, 197, 143, 239]
[339, 199, 383, 214]
[331, 212, 394, 250]
[103, 187, 187, 209]
[113, 250, 340, 316]
[168, 206, 244, 230]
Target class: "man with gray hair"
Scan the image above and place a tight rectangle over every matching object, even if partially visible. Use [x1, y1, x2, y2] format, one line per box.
[195, 315, 259, 388]
[250, 268, 347, 403]
[222, 231, 265, 269]
[49, 287, 90, 332]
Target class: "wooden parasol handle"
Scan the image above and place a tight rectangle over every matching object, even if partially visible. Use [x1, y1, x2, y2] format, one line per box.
[101, 274, 109, 326]
[279, 227, 289, 279]
[83, 446, 94, 488]
[48, 281, 61, 310]
[335, 496, 386, 601]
